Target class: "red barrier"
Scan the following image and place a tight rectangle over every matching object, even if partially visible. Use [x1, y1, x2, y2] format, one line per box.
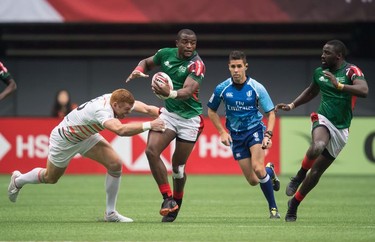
[0, 117, 279, 174]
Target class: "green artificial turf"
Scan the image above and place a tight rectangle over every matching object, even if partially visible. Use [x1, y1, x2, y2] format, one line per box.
[1, 174, 374, 241]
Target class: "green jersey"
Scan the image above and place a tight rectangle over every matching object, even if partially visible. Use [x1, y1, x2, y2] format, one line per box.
[313, 62, 366, 129]
[153, 48, 205, 119]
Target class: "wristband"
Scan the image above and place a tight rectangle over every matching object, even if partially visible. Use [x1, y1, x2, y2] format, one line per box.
[168, 90, 178, 99]
[288, 102, 295, 110]
[337, 82, 344, 90]
[134, 66, 144, 73]
[265, 130, 273, 138]
[142, 122, 151, 131]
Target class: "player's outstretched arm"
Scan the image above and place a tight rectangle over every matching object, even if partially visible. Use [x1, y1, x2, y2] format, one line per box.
[104, 118, 165, 136]
[125, 56, 156, 83]
[275, 82, 319, 112]
[132, 100, 160, 118]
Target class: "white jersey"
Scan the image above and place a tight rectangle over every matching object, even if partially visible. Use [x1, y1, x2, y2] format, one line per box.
[57, 94, 114, 144]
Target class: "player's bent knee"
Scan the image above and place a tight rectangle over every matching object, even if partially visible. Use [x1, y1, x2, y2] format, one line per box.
[145, 147, 161, 160]
[311, 141, 326, 156]
[106, 159, 122, 172]
[172, 165, 185, 179]
[107, 169, 122, 178]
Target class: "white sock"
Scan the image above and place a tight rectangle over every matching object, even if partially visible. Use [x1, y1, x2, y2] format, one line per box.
[105, 170, 121, 215]
[16, 168, 46, 188]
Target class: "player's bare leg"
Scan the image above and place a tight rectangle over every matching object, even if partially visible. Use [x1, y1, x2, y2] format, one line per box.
[286, 155, 334, 222]
[161, 140, 194, 222]
[286, 126, 330, 196]
[146, 129, 179, 218]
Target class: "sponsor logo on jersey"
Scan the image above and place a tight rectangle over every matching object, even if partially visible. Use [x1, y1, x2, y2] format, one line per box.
[226, 92, 233, 98]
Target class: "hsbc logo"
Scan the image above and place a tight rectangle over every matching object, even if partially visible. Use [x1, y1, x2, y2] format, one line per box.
[0, 131, 174, 173]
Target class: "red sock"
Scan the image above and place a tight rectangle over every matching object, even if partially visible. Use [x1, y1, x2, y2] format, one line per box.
[295, 191, 305, 202]
[301, 155, 315, 170]
[173, 191, 184, 200]
[159, 184, 172, 198]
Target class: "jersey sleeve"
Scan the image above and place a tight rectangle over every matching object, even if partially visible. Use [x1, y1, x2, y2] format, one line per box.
[153, 48, 169, 66]
[253, 80, 274, 113]
[346, 65, 365, 82]
[188, 58, 206, 84]
[207, 84, 224, 112]
[92, 95, 115, 126]
[96, 109, 114, 126]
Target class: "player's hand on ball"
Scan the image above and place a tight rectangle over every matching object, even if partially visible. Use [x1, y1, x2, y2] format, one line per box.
[152, 80, 171, 98]
[125, 70, 149, 83]
[150, 118, 166, 132]
[151, 72, 173, 99]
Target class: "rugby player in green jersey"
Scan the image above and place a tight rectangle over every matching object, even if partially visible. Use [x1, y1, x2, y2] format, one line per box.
[276, 40, 368, 222]
[126, 29, 205, 222]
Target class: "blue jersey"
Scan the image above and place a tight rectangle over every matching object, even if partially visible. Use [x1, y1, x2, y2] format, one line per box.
[207, 76, 274, 133]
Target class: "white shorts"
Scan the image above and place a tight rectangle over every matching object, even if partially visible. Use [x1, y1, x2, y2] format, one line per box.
[159, 107, 204, 142]
[313, 114, 349, 158]
[48, 126, 103, 168]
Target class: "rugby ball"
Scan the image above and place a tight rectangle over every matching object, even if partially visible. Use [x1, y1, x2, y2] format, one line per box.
[151, 72, 174, 99]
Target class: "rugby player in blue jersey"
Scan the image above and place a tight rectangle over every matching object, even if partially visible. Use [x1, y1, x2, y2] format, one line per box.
[207, 50, 280, 219]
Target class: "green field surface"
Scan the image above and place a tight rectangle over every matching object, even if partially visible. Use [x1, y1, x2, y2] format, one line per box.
[1, 174, 374, 241]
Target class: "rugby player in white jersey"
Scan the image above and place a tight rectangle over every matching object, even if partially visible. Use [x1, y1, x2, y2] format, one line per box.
[8, 88, 166, 222]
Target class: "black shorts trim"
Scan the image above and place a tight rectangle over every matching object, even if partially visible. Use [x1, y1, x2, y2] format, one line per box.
[176, 137, 196, 144]
[322, 148, 335, 161]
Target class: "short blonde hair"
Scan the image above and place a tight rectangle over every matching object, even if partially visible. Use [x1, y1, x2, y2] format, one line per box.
[110, 89, 135, 106]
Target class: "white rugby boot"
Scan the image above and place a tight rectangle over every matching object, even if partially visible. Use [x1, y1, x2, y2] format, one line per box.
[8, 170, 22, 202]
[104, 211, 134, 223]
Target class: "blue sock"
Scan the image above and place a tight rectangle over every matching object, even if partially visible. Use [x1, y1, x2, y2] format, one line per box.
[265, 166, 274, 178]
[259, 174, 277, 209]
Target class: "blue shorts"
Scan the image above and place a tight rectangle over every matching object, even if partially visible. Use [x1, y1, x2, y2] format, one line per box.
[230, 124, 265, 160]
